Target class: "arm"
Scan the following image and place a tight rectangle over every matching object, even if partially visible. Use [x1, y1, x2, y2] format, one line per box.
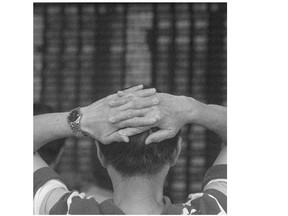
[34, 112, 71, 153]
[113, 93, 227, 145]
[186, 100, 227, 143]
[185, 99, 227, 166]
[34, 86, 159, 153]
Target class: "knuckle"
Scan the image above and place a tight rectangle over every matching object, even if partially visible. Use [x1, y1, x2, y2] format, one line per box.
[133, 99, 140, 108]
[121, 98, 126, 104]
[125, 93, 133, 97]
[154, 110, 161, 119]
[122, 97, 128, 103]
[127, 111, 133, 118]
[126, 96, 133, 103]
[132, 117, 138, 125]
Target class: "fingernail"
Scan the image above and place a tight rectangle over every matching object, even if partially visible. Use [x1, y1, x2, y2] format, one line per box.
[117, 91, 124, 96]
[123, 136, 129, 143]
[137, 84, 143, 89]
[150, 118, 157, 123]
[123, 137, 129, 143]
[152, 98, 159, 104]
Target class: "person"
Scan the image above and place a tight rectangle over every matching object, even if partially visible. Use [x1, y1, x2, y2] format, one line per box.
[34, 85, 227, 214]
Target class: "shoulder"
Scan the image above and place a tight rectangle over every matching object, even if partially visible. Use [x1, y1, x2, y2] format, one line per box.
[181, 164, 227, 215]
[50, 191, 101, 214]
[34, 167, 102, 214]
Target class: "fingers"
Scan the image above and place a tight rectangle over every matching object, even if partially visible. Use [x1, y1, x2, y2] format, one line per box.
[109, 95, 134, 107]
[117, 96, 160, 111]
[117, 85, 143, 96]
[119, 88, 156, 98]
[118, 126, 150, 137]
[109, 108, 151, 123]
[103, 132, 129, 144]
[110, 88, 157, 107]
[145, 129, 175, 145]
[115, 116, 157, 128]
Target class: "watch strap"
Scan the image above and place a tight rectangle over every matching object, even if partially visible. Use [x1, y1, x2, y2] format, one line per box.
[67, 107, 88, 138]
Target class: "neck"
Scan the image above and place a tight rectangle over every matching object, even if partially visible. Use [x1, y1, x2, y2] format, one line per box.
[107, 166, 169, 215]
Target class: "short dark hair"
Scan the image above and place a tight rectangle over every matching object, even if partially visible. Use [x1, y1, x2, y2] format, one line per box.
[98, 127, 180, 177]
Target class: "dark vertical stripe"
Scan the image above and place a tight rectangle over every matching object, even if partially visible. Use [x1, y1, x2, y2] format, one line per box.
[151, 3, 158, 88]
[40, 4, 47, 105]
[75, 5, 82, 107]
[121, 4, 128, 89]
[206, 3, 226, 105]
[168, 3, 176, 94]
[92, 4, 99, 101]
[57, 5, 65, 111]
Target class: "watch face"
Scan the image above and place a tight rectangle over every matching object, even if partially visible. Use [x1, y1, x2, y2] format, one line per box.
[68, 109, 79, 122]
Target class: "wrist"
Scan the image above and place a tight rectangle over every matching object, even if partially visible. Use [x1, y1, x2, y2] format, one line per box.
[67, 107, 88, 138]
[79, 106, 90, 135]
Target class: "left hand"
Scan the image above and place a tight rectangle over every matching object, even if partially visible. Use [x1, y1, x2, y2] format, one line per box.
[80, 86, 160, 144]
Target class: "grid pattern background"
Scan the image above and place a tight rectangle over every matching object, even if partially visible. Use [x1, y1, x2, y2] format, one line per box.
[34, 2, 227, 203]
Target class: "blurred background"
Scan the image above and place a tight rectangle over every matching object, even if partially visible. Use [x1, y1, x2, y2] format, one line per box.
[34, 2, 226, 203]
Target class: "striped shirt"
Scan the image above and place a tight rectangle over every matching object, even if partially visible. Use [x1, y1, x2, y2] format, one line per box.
[34, 164, 227, 214]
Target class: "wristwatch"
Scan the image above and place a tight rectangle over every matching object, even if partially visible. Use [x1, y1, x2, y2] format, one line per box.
[67, 107, 88, 138]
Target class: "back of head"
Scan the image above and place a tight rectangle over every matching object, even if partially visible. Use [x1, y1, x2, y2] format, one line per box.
[98, 128, 180, 177]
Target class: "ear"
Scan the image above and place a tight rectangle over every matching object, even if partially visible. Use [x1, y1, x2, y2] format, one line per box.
[95, 141, 107, 168]
[170, 136, 182, 167]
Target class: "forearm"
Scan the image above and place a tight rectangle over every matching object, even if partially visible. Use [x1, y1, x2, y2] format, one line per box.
[34, 112, 72, 152]
[186, 98, 227, 142]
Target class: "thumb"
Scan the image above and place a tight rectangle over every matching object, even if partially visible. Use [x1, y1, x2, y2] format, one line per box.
[105, 132, 129, 144]
[145, 129, 174, 145]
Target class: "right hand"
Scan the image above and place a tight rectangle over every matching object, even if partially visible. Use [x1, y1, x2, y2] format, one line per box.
[111, 92, 204, 144]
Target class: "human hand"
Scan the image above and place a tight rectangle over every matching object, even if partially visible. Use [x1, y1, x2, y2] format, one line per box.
[112, 92, 203, 144]
[80, 85, 160, 144]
